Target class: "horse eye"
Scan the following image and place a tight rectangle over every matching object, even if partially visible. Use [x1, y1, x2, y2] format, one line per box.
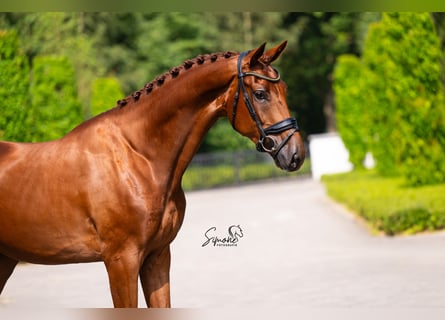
[253, 90, 268, 101]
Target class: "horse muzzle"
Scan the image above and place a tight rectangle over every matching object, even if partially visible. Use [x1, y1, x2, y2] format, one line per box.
[255, 117, 305, 172]
[273, 136, 305, 172]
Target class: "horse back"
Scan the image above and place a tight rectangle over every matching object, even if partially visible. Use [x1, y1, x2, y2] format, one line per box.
[0, 141, 24, 171]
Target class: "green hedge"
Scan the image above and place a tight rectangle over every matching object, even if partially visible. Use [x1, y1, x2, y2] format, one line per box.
[322, 170, 445, 235]
[90, 77, 124, 117]
[363, 13, 445, 185]
[0, 30, 31, 142]
[334, 13, 445, 186]
[182, 159, 311, 191]
[333, 54, 370, 168]
[30, 55, 83, 142]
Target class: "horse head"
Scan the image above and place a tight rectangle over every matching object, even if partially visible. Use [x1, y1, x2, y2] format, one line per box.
[228, 225, 244, 239]
[226, 41, 305, 172]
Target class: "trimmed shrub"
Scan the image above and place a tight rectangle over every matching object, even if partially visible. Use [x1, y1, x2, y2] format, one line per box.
[0, 29, 31, 142]
[90, 77, 124, 117]
[322, 170, 445, 235]
[333, 54, 370, 168]
[30, 55, 83, 142]
[362, 13, 445, 185]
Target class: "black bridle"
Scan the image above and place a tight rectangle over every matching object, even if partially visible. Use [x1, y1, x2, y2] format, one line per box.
[231, 51, 300, 159]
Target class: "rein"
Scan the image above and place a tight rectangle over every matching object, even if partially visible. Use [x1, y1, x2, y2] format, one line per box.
[231, 51, 300, 159]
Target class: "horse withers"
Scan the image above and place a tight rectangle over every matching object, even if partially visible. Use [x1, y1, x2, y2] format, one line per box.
[0, 41, 305, 307]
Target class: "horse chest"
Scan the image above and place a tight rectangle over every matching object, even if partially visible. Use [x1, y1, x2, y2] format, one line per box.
[95, 188, 186, 253]
[144, 195, 186, 250]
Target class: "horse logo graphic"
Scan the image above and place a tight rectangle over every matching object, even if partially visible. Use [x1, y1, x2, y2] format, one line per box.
[202, 225, 244, 247]
[228, 225, 244, 240]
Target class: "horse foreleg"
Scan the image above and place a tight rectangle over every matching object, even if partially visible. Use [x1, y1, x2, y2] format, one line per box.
[104, 252, 140, 308]
[0, 254, 18, 294]
[140, 246, 171, 308]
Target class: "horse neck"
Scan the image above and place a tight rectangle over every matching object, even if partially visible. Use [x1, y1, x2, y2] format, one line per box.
[114, 56, 237, 190]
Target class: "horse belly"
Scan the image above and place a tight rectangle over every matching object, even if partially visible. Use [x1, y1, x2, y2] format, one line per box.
[0, 181, 101, 264]
[0, 143, 103, 264]
[0, 206, 102, 264]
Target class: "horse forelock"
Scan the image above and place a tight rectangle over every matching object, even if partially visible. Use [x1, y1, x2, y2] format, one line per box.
[116, 50, 238, 109]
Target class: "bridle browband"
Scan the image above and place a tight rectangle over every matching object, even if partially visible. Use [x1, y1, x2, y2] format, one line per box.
[231, 51, 300, 159]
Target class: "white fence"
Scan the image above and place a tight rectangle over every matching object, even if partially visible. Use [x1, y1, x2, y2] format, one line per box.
[308, 132, 353, 180]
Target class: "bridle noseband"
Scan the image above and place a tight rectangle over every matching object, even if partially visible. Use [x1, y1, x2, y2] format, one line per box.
[231, 51, 300, 159]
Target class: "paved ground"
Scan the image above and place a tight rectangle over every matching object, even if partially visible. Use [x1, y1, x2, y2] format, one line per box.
[1, 177, 445, 308]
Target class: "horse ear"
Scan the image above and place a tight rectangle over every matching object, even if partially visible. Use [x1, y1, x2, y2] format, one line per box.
[260, 40, 287, 65]
[248, 42, 267, 68]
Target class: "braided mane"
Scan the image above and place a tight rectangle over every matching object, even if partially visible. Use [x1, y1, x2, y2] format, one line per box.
[116, 51, 238, 109]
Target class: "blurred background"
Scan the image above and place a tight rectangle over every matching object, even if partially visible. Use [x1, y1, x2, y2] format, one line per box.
[2, 13, 445, 310]
[0, 12, 389, 143]
[1, 12, 445, 235]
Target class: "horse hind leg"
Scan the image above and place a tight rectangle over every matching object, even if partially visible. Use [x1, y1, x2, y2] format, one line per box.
[0, 254, 18, 294]
[139, 246, 171, 308]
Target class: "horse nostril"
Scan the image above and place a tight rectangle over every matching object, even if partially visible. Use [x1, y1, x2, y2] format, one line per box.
[289, 153, 302, 171]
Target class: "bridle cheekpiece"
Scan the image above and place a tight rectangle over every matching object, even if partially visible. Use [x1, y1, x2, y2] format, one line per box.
[231, 51, 300, 159]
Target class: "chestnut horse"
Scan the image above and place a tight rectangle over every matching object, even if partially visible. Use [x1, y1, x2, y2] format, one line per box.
[0, 41, 305, 307]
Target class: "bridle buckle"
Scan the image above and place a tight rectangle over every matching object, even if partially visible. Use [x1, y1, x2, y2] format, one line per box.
[256, 136, 277, 153]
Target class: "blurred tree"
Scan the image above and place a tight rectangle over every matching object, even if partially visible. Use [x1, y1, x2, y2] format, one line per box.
[362, 12, 445, 185]
[0, 12, 406, 155]
[280, 12, 379, 138]
[132, 12, 217, 88]
[30, 55, 83, 142]
[206, 12, 289, 51]
[198, 12, 295, 152]
[0, 12, 105, 117]
[432, 12, 445, 86]
[333, 54, 371, 168]
[0, 29, 31, 142]
[90, 77, 124, 117]
[199, 119, 253, 153]
[432, 12, 445, 51]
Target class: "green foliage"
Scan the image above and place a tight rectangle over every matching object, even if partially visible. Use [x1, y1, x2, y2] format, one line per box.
[0, 29, 19, 59]
[199, 119, 252, 153]
[1, 13, 105, 113]
[280, 12, 375, 135]
[362, 13, 445, 185]
[333, 54, 370, 168]
[0, 30, 31, 142]
[138, 14, 216, 65]
[401, 96, 445, 186]
[0, 13, 398, 153]
[3, 12, 373, 148]
[90, 77, 124, 117]
[334, 13, 445, 186]
[30, 55, 83, 142]
[322, 170, 445, 235]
